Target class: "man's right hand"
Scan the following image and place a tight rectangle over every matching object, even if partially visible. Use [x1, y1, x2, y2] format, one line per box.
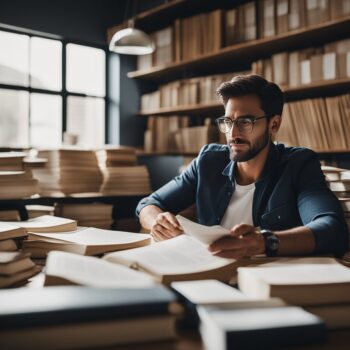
[150, 212, 183, 241]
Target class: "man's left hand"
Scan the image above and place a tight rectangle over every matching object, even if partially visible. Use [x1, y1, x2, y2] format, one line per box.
[208, 224, 265, 259]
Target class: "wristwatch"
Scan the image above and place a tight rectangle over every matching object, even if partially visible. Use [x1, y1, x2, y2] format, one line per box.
[260, 229, 279, 257]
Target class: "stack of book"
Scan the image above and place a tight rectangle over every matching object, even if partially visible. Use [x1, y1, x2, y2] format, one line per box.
[54, 203, 113, 229]
[99, 166, 152, 196]
[0, 222, 27, 253]
[96, 146, 137, 167]
[171, 280, 325, 350]
[96, 145, 151, 196]
[321, 165, 350, 197]
[0, 152, 25, 171]
[22, 226, 150, 258]
[237, 257, 350, 329]
[0, 170, 39, 200]
[32, 148, 103, 195]
[25, 205, 55, 219]
[0, 251, 40, 288]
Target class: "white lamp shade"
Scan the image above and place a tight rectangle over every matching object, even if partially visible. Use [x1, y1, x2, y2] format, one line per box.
[109, 27, 155, 55]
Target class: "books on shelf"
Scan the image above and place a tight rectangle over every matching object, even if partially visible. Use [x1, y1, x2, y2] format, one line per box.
[237, 257, 350, 306]
[44, 251, 157, 287]
[54, 203, 113, 229]
[277, 93, 350, 150]
[22, 227, 151, 257]
[0, 286, 177, 349]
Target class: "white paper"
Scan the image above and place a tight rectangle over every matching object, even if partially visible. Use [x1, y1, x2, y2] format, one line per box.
[176, 215, 230, 245]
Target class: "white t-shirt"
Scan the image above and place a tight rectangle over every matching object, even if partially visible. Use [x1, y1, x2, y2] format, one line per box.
[220, 181, 255, 230]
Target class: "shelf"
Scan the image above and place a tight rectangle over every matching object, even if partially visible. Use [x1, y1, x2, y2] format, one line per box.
[138, 78, 350, 116]
[127, 17, 350, 82]
[139, 101, 223, 117]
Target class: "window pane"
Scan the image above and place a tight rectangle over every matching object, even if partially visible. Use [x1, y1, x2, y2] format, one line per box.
[0, 89, 29, 147]
[30, 37, 62, 91]
[30, 93, 62, 148]
[0, 31, 29, 86]
[66, 44, 105, 97]
[67, 96, 105, 148]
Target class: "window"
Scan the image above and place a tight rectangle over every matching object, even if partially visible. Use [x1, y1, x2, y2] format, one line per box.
[0, 28, 107, 149]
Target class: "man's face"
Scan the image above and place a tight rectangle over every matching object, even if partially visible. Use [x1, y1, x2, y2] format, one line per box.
[224, 95, 271, 162]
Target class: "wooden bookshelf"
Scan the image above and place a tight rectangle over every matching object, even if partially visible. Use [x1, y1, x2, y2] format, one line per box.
[127, 17, 350, 82]
[138, 78, 350, 117]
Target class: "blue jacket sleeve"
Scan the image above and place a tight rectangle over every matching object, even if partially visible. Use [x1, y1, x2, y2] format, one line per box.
[135, 146, 204, 217]
[295, 151, 349, 257]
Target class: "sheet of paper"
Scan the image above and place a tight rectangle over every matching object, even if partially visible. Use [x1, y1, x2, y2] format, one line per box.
[176, 215, 230, 245]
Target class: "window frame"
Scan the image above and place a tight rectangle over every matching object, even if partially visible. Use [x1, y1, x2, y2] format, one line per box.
[0, 24, 109, 148]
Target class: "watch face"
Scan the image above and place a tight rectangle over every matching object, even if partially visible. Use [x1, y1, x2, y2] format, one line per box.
[268, 236, 279, 251]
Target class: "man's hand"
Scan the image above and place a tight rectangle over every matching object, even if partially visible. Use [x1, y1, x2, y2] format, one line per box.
[208, 224, 265, 259]
[150, 212, 183, 241]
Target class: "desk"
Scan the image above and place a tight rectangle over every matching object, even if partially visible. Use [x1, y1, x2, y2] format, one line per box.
[0, 195, 145, 220]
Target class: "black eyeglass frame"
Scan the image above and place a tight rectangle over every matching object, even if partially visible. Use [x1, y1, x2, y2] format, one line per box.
[215, 115, 273, 134]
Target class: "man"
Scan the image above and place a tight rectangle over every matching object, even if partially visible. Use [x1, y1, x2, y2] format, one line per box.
[136, 75, 348, 259]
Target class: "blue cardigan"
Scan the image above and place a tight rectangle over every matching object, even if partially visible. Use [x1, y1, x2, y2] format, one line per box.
[136, 142, 349, 257]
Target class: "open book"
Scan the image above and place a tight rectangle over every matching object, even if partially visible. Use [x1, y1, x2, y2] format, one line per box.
[45, 251, 156, 287]
[23, 227, 151, 257]
[104, 234, 239, 285]
[3, 215, 77, 233]
[103, 216, 273, 285]
[238, 257, 350, 306]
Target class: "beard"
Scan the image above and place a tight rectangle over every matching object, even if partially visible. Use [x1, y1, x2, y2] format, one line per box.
[229, 128, 270, 162]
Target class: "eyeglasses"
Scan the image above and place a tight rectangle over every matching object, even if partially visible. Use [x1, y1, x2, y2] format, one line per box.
[216, 115, 271, 134]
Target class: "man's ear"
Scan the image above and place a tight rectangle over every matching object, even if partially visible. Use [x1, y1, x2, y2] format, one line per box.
[269, 115, 282, 134]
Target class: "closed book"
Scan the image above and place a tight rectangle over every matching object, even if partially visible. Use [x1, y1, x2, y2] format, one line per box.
[0, 286, 177, 349]
[198, 305, 326, 350]
[238, 257, 350, 306]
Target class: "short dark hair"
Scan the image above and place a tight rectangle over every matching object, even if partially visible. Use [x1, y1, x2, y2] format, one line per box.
[216, 74, 284, 116]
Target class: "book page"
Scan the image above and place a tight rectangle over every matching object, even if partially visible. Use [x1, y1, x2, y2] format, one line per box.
[45, 251, 156, 287]
[104, 235, 235, 275]
[30, 227, 150, 246]
[176, 215, 230, 245]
